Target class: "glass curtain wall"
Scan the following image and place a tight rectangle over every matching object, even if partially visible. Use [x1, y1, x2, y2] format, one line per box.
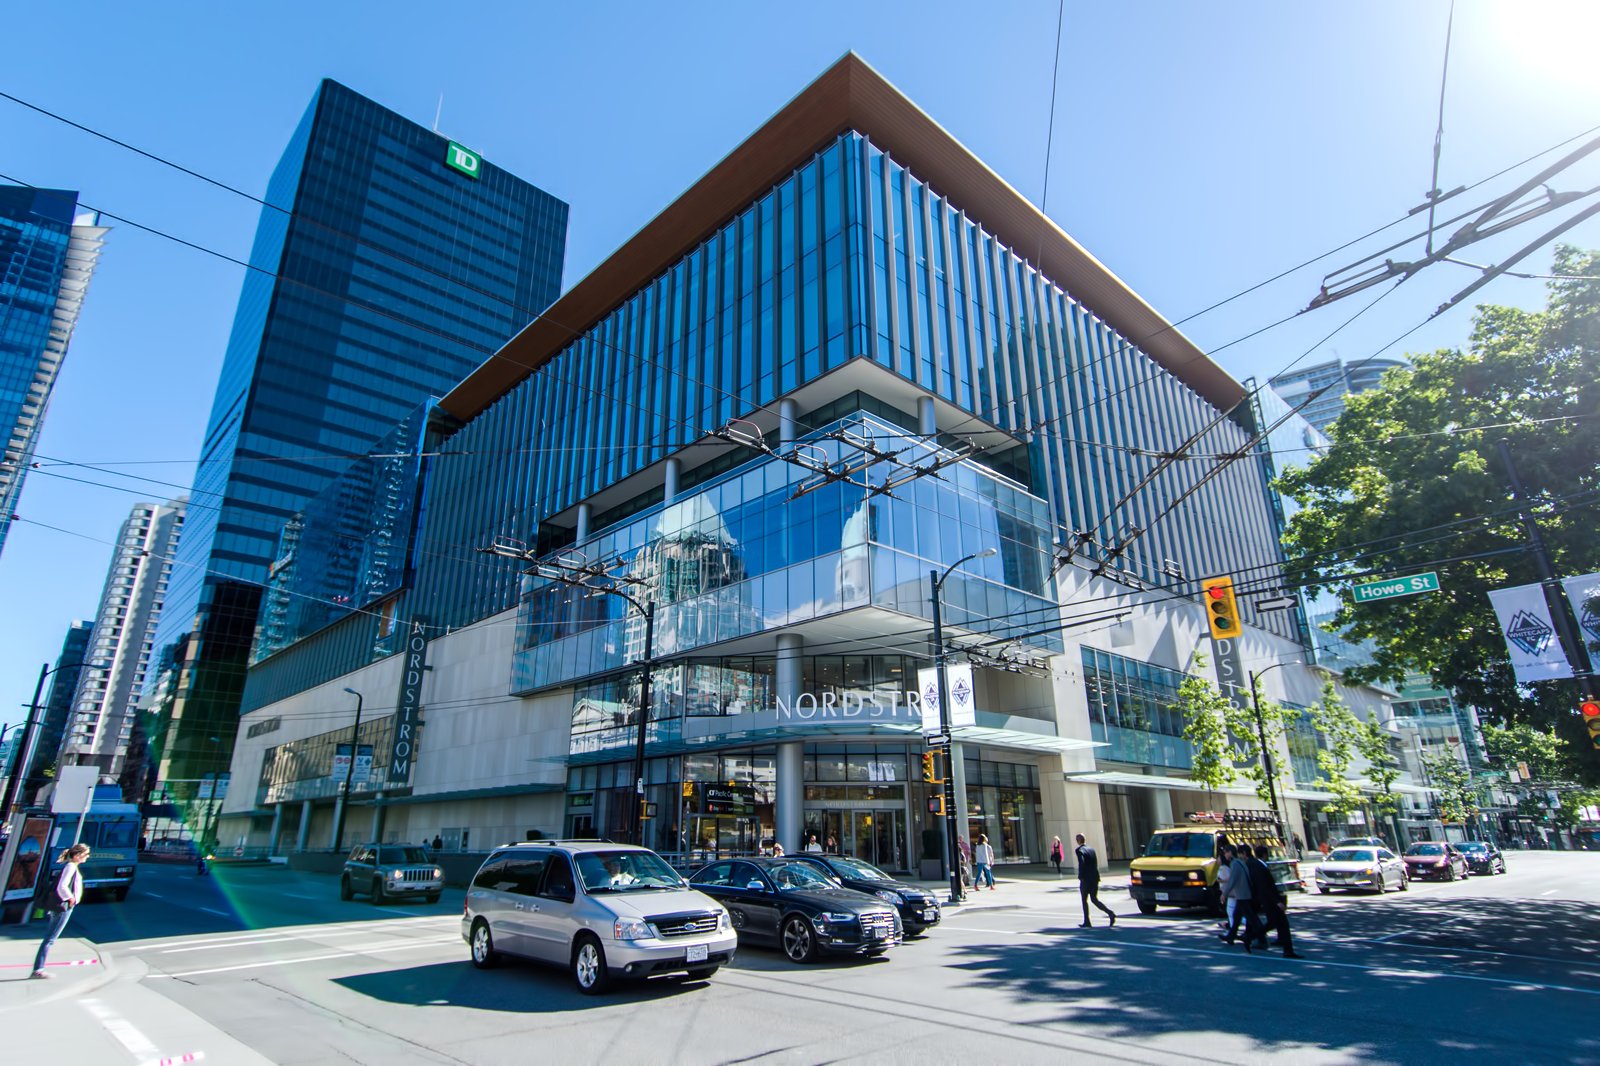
[1082, 647, 1193, 769]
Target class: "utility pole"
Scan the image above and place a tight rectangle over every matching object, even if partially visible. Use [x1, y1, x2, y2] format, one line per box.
[332, 688, 364, 853]
[2, 663, 54, 822]
[1498, 440, 1599, 702]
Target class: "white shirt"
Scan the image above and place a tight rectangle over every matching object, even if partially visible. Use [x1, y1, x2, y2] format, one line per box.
[804, 842, 823, 853]
[55, 862, 83, 906]
[974, 842, 995, 865]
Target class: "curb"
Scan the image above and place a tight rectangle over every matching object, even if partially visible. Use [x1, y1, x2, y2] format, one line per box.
[0, 938, 115, 1012]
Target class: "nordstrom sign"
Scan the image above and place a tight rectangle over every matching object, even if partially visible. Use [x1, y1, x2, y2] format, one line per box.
[388, 621, 428, 783]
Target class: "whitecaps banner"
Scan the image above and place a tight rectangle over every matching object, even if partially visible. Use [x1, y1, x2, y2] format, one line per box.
[1560, 571, 1600, 670]
[1487, 583, 1573, 683]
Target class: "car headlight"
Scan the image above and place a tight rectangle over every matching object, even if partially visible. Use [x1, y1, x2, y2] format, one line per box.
[613, 917, 653, 941]
[1130, 871, 1142, 883]
[719, 909, 731, 932]
[874, 890, 904, 904]
[389, 869, 404, 879]
[815, 911, 855, 927]
[434, 867, 444, 879]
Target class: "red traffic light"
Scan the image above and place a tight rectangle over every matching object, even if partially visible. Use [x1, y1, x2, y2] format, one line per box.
[1583, 701, 1600, 718]
[1207, 587, 1227, 600]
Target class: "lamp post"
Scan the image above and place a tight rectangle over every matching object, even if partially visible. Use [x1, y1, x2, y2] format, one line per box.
[331, 687, 363, 853]
[930, 547, 996, 906]
[1246, 661, 1301, 835]
[2, 658, 100, 822]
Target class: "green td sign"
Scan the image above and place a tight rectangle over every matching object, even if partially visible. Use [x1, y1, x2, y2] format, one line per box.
[1351, 571, 1440, 604]
[445, 141, 482, 180]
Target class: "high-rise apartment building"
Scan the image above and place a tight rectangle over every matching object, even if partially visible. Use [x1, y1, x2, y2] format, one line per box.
[147, 80, 567, 795]
[0, 188, 108, 559]
[57, 498, 186, 778]
[1268, 356, 1408, 435]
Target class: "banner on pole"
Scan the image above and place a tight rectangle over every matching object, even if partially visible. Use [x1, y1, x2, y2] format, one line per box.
[1487, 583, 1573, 683]
[1559, 571, 1600, 670]
[916, 663, 976, 735]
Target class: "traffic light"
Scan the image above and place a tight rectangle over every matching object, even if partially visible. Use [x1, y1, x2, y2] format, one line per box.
[1201, 575, 1240, 639]
[922, 752, 937, 783]
[1582, 699, 1600, 750]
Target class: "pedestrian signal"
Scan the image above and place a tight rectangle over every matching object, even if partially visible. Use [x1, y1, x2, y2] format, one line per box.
[1582, 699, 1600, 750]
[1201, 575, 1240, 639]
[927, 795, 945, 816]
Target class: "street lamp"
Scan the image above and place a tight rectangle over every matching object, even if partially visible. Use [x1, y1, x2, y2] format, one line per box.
[930, 547, 996, 905]
[1, 658, 102, 821]
[331, 687, 364, 853]
[1246, 660, 1302, 836]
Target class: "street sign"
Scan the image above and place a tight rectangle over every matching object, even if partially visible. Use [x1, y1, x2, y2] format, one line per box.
[1351, 571, 1440, 604]
[925, 733, 950, 748]
[1254, 596, 1297, 612]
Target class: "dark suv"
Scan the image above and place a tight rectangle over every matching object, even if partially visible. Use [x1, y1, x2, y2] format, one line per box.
[341, 843, 444, 904]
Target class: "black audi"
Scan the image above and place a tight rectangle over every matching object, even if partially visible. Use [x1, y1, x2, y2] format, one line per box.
[1454, 840, 1507, 876]
[688, 857, 902, 963]
[786, 853, 942, 935]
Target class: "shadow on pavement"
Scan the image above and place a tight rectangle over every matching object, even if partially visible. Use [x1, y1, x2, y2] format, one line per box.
[942, 898, 1600, 1063]
[334, 959, 711, 1013]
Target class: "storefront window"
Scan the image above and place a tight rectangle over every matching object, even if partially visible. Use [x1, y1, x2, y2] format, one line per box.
[964, 756, 1042, 863]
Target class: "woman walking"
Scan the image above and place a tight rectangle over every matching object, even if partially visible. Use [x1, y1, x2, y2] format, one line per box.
[1050, 836, 1064, 877]
[31, 842, 89, 978]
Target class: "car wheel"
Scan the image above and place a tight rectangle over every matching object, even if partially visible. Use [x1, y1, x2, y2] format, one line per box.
[683, 966, 719, 981]
[1136, 900, 1158, 915]
[1445, 865, 1457, 882]
[904, 923, 926, 937]
[1318, 886, 1331, 895]
[469, 919, 499, 969]
[782, 916, 818, 963]
[1399, 871, 1409, 890]
[572, 934, 611, 994]
[339, 876, 353, 901]
[1497, 859, 1506, 874]
[425, 894, 440, 905]
[373, 878, 388, 903]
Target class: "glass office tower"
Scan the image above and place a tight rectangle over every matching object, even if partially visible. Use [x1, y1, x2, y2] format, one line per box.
[147, 80, 567, 795]
[0, 187, 108, 560]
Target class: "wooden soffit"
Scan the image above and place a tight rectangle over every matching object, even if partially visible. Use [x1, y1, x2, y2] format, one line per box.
[439, 52, 1244, 422]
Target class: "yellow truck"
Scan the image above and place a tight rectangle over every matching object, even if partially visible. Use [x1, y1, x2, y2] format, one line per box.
[1127, 810, 1302, 916]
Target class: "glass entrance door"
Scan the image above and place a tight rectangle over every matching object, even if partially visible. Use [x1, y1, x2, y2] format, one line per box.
[810, 809, 906, 871]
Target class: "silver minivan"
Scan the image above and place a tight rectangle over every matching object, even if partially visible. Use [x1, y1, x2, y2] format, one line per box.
[462, 841, 737, 993]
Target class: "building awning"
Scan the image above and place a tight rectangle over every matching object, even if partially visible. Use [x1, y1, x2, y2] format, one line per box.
[1063, 770, 1251, 793]
[953, 727, 1100, 755]
[351, 782, 565, 807]
[1283, 788, 1338, 802]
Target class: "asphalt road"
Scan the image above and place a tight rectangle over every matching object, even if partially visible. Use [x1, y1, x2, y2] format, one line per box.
[7, 850, 1599, 1064]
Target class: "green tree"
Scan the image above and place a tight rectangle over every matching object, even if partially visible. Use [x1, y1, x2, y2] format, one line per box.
[1356, 719, 1402, 819]
[1422, 751, 1480, 826]
[1481, 721, 1572, 782]
[1177, 673, 1244, 799]
[1304, 682, 1365, 817]
[1278, 247, 1600, 772]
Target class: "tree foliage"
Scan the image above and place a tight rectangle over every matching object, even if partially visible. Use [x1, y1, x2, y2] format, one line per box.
[1481, 721, 1572, 783]
[1177, 668, 1292, 809]
[1278, 247, 1600, 771]
[1421, 751, 1480, 826]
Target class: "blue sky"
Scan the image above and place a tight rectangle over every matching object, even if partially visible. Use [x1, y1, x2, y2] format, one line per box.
[2, 1, 1597, 732]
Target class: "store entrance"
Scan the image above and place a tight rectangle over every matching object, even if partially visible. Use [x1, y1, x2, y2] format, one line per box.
[811, 809, 907, 872]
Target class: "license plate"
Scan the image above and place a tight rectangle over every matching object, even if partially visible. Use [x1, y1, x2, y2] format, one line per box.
[1154, 892, 1169, 901]
[922, 909, 936, 921]
[686, 944, 708, 963]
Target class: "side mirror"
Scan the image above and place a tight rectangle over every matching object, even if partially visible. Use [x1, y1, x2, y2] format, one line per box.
[1136, 845, 1146, 857]
[746, 880, 767, 892]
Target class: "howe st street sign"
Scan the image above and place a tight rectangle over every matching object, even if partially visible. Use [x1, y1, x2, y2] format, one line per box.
[1352, 571, 1440, 604]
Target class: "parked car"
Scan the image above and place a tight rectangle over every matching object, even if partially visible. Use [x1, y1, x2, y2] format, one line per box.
[341, 843, 444, 904]
[786, 853, 941, 935]
[1314, 846, 1408, 894]
[689, 856, 902, 963]
[1402, 841, 1469, 882]
[463, 841, 736, 994]
[1454, 840, 1507, 875]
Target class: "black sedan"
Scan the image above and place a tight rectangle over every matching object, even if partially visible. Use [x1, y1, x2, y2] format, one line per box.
[689, 857, 902, 963]
[787, 853, 942, 935]
[1455, 840, 1507, 875]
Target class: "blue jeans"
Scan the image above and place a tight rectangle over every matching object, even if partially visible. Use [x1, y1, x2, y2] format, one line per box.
[974, 862, 994, 887]
[33, 906, 73, 972]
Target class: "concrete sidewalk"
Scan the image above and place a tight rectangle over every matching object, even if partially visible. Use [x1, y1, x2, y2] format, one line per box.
[0, 931, 113, 1003]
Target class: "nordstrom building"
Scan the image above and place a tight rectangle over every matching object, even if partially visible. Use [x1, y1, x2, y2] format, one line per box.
[220, 56, 1362, 870]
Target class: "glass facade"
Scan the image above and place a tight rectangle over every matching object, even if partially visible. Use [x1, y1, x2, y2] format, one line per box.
[150, 79, 568, 787]
[514, 411, 1059, 694]
[0, 188, 105, 559]
[1082, 647, 1193, 769]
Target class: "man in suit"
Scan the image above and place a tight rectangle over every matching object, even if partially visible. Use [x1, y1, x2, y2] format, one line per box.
[1073, 834, 1116, 927]
[1246, 844, 1301, 958]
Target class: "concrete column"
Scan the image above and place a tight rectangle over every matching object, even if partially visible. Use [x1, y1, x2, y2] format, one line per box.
[330, 794, 345, 850]
[918, 395, 937, 436]
[295, 799, 312, 853]
[775, 632, 804, 853]
[1150, 787, 1175, 829]
[663, 458, 681, 503]
[950, 742, 971, 857]
[779, 398, 799, 446]
[267, 803, 283, 857]
[575, 502, 592, 545]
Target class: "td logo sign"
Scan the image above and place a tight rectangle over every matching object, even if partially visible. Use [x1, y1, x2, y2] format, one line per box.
[446, 140, 482, 180]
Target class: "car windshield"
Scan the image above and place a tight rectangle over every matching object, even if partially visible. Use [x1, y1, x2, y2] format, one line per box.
[1329, 848, 1376, 863]
[378, 847, 431, 864]
[1407, 844, 1445, 856]
[1144, 833, 1216, 858]
[574, 850, 684, 892]
[824, 856, 891, 881]
[768, 862, 840, 891]
[1456, 842, 1487, 852]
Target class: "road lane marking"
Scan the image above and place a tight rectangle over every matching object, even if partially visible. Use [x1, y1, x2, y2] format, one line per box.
[137, 915, 457, 951]
[145, 935, 460, 978]
[198, 907, 230, 917]
[82, 998, 162, 1059]
[1542, 889, 1559, 896]
[947, 924, 1600, 996]
[160, 927, 407, 953]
